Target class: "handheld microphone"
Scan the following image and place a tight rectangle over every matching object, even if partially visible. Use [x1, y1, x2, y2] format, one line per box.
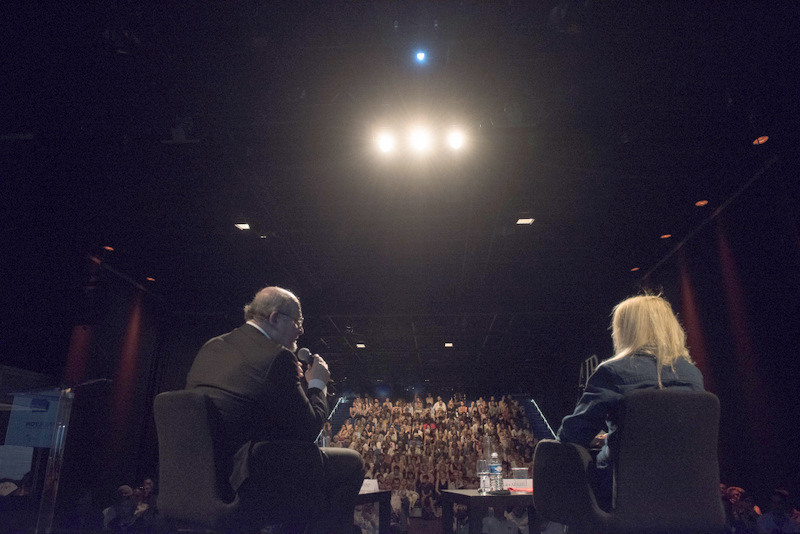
[297, 347, 335, 391]
[296, 347, 313, 364]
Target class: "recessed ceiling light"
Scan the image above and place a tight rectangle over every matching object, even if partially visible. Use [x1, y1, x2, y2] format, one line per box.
[444, 342, 454, 348]
[516, 218, 534, 225]
[103, 246, 114, 252]
[409, 127, 432, 152]
[752, 135, 769, 145]
[630, 267, 640, 272]
[695, 200, 708, 207]
[376, 131, 395, 153]
[146, 277, 155, 282]
[447, 130, 465, 150]
[660, 234, 672, 239]
[235, 223, 250, 230]
[356, 343, 366, 349]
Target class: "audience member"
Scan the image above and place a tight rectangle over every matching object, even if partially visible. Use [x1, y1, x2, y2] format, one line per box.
[481, 507, 520, 534]
[505, 505, 530, 534]
[726, 485, 760, 534]
[103, 485, 137, 532]
[757, 489, 800, 534]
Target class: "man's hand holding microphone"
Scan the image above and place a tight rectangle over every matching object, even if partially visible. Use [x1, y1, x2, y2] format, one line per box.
[296, 347, 331, 391]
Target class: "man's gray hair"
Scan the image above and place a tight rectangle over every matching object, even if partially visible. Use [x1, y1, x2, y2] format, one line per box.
[243, 286, 299, 321]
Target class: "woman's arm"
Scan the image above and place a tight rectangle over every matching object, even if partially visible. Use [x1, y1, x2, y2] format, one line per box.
[556, 364, 622, 447]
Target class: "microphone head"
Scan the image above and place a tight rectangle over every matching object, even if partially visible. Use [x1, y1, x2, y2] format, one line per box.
[297, 347, 312, 363]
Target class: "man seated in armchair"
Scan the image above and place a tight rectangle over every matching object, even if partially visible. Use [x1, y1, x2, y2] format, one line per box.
[186, 286, 364, 534]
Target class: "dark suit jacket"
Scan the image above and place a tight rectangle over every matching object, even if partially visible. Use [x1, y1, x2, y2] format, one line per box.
[185, 324, 328, 494]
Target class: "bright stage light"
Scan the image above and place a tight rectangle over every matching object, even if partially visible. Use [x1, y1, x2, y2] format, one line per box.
[409, 127, 432, 152]
[416, 51, 425, 61]
[376, 131, 396, 153]
[447, 130, 465, 149]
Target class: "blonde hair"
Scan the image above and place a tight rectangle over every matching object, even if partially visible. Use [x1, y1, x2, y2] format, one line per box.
[609, 294, 692, 388]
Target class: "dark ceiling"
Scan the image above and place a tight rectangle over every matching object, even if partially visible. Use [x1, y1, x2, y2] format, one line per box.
[2, 2, 798, 401]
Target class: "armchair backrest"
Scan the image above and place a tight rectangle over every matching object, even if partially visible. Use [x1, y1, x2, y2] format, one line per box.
[611, 389, 725, 533]
[153, 390, 240, 528]
[533, 390, 726, 534]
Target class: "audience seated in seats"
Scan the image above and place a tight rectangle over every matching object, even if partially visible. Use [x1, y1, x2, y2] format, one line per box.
[505, 505, 530, 534]
[481, 506, 520, 534]
[534, 517, 565, 534]
[101, 477, 164, 533]
[757, 489, 800, 534]
[390, 477, 412, 534]
[103, 485, 137, 532]
[337, 389, 800, 534]
[716, 483, 800, 534]
[354, 501, 379, 534]
[724, 485, 761, 534]
[333, 392, 537, 521]
[417, 473, 436, 520]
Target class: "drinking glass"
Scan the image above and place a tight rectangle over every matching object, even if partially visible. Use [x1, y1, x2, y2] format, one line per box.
[476, 459, 489, 494]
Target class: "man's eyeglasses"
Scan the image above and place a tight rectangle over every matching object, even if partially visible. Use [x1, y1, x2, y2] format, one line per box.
[278, 311, 304, 328]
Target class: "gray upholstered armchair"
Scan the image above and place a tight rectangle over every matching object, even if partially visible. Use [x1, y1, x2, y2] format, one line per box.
[533, 389, 725, 534]
[153, 389, 325, 532]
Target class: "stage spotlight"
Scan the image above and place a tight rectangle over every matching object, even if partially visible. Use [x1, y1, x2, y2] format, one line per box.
[409, 127, 432, 152]
[447, 130, 465, 150]
[416, 51, 425, 62]
[376, 131, 396, 153]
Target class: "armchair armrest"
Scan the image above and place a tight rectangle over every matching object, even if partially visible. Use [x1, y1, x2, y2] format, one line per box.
[533, 439, 611, 532]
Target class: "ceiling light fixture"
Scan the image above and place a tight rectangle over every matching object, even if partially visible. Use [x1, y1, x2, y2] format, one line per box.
[234, 223, 250, 230]
[376, 131, 395, 153]
[516, 218, 534, 225]
[146, 277, 155, 282]
[409, 127, 432, 152]
[356, 343, 366, 349]
[660, 234, 672, 239]
[695, 200, 708, 207]
[103, 246, 114, 252]
[752, 135, 769, 145]
[630, 267, 640, 272]
[447, 130, 465, 150]
[444, 342, 454, 348]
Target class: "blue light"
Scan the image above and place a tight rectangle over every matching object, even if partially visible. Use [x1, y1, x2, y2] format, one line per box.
[416, 51, 425, 62]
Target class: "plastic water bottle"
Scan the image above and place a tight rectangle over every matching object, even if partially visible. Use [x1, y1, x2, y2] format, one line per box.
[489, 452, 503, 491]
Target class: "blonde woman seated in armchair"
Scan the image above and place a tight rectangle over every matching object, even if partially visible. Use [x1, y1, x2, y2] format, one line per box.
[556, 293, 705, 511]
